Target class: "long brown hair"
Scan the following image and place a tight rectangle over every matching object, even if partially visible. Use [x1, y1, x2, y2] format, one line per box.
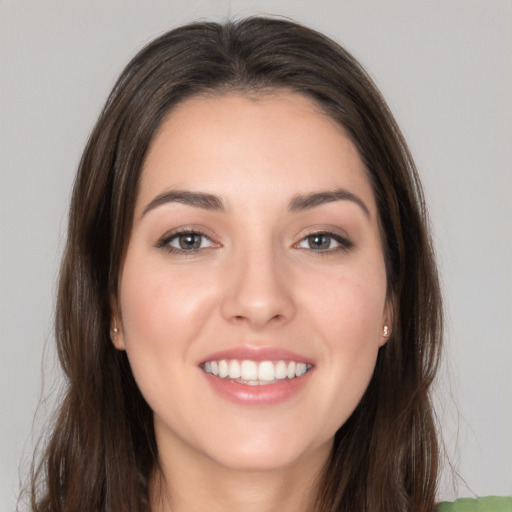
[28, 17, 443, 512]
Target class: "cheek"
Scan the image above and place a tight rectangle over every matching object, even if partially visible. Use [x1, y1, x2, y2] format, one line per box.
[300, 264, 386, 413]
[304, 265, 387, 342]
[319, 292, 383, 431]
[325, 282, 383, 373]
[117, 260, 221, 425]
[117, 256, 219, 391]
[120, 256, 217, 344]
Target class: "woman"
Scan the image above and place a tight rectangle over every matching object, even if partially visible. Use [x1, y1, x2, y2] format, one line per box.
[27, 17, 509, 512]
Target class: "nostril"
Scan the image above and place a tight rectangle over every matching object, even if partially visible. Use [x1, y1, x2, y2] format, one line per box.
[231, 313, 284, 326]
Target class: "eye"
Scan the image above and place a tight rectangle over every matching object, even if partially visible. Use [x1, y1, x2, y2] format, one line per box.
[296, 232, 352, 252]
[157, 230, 217, 253]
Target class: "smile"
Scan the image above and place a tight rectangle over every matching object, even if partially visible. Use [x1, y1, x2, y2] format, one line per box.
[202, 359, 313, 385]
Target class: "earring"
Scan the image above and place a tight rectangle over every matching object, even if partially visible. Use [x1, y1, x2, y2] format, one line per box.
[112, 327, 118, 334]
[383, 325, 390, 338]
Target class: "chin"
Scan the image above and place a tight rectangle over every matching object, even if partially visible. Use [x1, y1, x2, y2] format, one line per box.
[202, 432, 332, 474]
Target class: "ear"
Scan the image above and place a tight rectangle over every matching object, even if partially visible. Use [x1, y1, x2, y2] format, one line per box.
[379, 298, 394, 347]
[110, 296, 126, 351]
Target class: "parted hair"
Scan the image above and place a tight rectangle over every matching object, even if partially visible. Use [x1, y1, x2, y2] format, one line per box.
[28, 16, 443, 512]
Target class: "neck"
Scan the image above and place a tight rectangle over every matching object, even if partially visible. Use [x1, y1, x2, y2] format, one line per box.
[149, 440, 331, 512]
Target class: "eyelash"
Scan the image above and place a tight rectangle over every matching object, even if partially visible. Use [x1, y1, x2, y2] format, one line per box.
[294, 231, 353, 254]
[155, 229, 353, 255]
[155, 229, 217, 255]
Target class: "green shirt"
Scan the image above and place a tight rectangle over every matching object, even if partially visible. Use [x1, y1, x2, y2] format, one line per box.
[438, 496, 511, 511]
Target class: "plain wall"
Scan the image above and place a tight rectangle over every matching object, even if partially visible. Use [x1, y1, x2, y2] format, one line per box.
[1, 0, 511, 509]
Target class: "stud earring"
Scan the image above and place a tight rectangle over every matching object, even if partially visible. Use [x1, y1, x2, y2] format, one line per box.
[383, 325, 390, 338]
[112, 327, 118, 334]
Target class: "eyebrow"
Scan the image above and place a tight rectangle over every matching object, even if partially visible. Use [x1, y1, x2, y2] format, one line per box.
[141, 187, 370, 219]
[289, 189, 370, 217]
[141, 190, 225, 218]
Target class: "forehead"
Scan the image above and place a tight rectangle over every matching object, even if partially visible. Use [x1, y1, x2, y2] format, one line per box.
[136, 92, 376, 217]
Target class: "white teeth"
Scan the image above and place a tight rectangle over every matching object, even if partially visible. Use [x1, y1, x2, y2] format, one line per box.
[218, 359, 229, 378]
[295, 362, 307, 377]
[228, 359, 241, 379]
[287, 361, 296, 379]
[258, 361, 275, 381]
[240, 360, 258, 380]
[275, 360, 287, 379]
[203, 358, 312, 384]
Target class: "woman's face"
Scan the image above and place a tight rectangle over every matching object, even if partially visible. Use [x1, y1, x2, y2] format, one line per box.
[113, 93, 390, 473]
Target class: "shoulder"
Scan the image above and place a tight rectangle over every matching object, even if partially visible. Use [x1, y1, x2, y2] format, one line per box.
[438, 496, 512, 512]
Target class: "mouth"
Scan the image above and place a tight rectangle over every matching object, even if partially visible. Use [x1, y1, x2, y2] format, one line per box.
[201, 359, 313, 386]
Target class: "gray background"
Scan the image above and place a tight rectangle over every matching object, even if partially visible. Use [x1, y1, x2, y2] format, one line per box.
[1, 0, 511, 509]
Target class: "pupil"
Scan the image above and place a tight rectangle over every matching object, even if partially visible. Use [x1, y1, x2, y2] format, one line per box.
[179, 234, 201, 249]
[309, 234, 329, 249]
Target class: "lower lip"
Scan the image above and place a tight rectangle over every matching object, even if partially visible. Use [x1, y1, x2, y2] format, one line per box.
[202, 370, 312, 406]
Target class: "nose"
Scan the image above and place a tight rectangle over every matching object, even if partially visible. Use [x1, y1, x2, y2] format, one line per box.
[220, 244, 296, 330]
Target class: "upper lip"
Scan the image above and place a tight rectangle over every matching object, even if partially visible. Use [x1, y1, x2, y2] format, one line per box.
[199, 346, 315, 365]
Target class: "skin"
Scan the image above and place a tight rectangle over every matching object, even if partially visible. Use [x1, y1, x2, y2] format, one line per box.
[111, 92, 391, 511]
